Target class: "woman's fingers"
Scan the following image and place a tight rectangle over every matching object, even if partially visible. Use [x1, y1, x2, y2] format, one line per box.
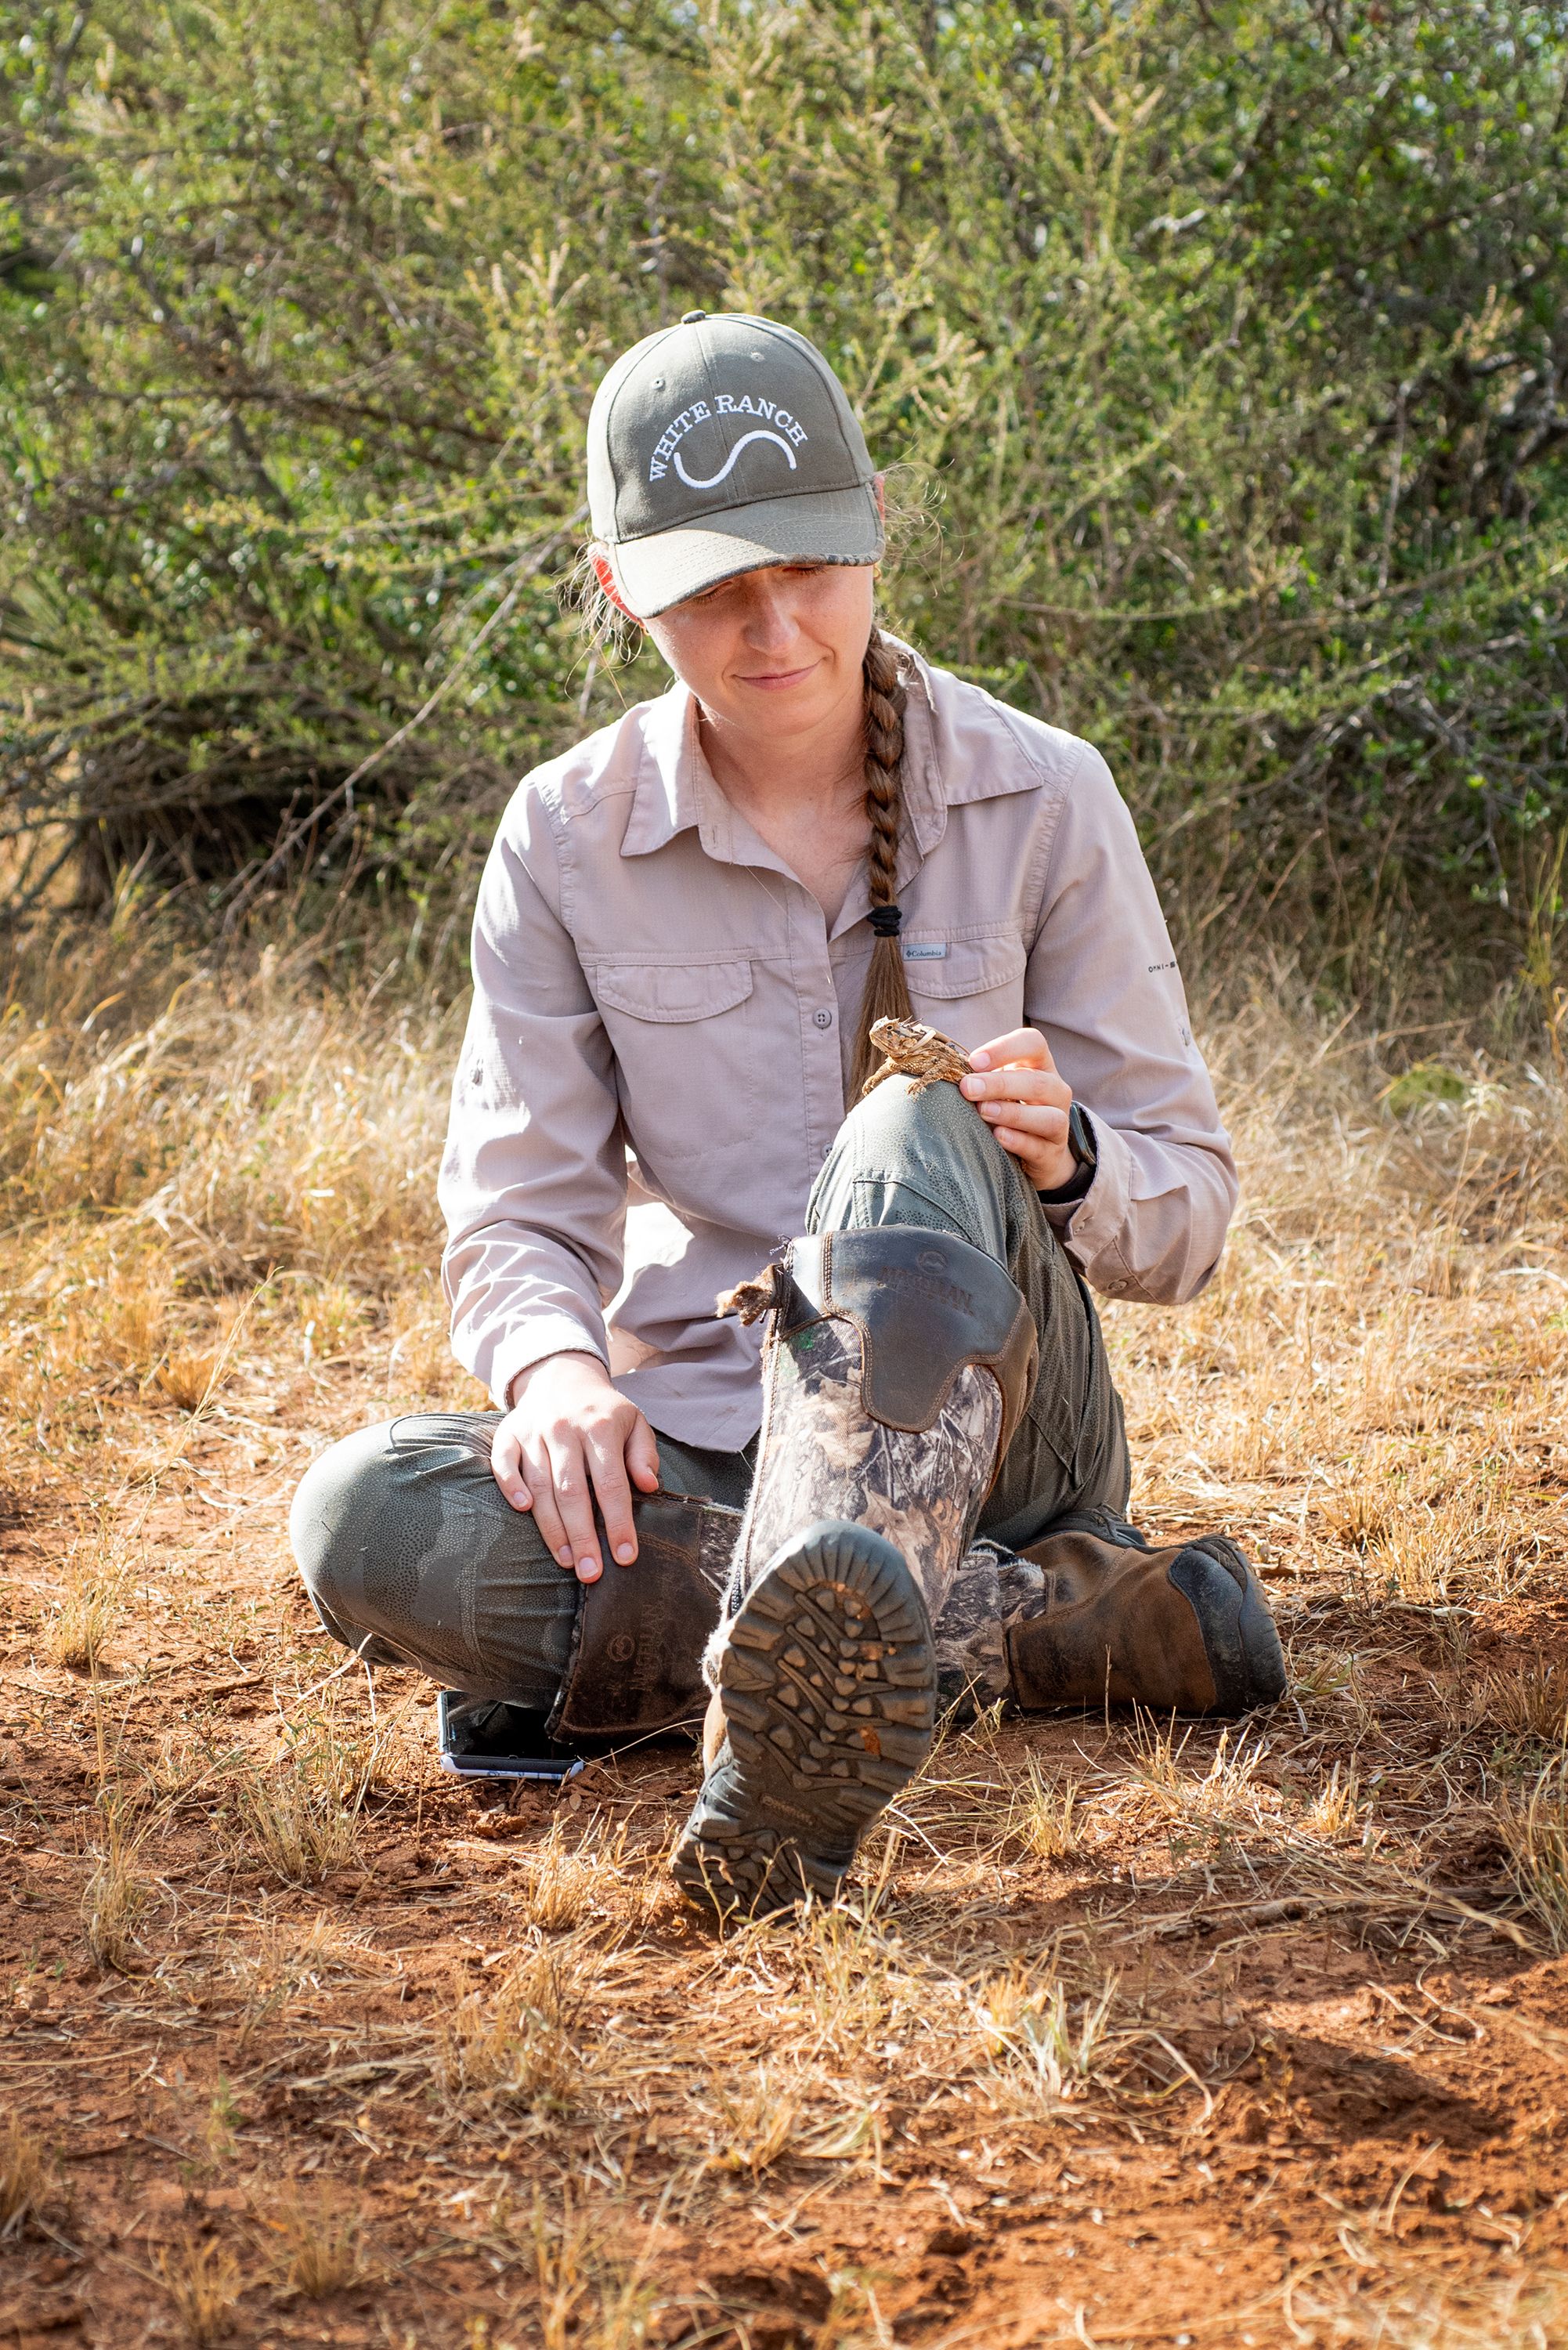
[520, 1441, 573, 1571]
[583, 1428, 639, 1567]
[627, 1415, 662, 1495]
[544, 1435, 605, 1582]
[969, 1026, 1056, 1072]
[960, 1064, 1071, 1112]
[959, 1045, 1075, 1186]
[490, 1420, 532, 1512]
[494, 1359, 659, 1582]
[977, 1098, 1068, 1140]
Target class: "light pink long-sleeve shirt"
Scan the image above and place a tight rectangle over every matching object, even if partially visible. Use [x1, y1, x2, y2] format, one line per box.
[439, 650, 1237, 1450]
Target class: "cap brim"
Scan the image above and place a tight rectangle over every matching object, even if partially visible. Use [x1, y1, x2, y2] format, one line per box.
[609, 483, 884, 620]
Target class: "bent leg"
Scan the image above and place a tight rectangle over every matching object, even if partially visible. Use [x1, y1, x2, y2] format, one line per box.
[290, 1412, 754, 1709]
[806, 1075, 1129, 1549]
[290, 1412, 576, 1706]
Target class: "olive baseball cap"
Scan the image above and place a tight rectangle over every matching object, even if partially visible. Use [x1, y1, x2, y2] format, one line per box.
[587, 310, 883, 618]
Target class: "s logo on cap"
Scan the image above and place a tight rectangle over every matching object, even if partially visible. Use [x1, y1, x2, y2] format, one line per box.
[649, 392, 811, 486]
[676, 428, 794, 490]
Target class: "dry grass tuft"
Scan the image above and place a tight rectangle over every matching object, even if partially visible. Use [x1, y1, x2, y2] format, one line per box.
[1292, 2263, 1567, 2348]
[1318, 1484, 1395, 1554]
[82, 1795, 153, 1972]
[233, 1723, 363, 1886]
[1302, 1760, 1369, 1840]
[204, 2081, 242, 2167]
[141, 1726, 223, 1805]
[758, 1902, 911, 2066]
[1482, 1665, 1568, 1747]
[438, 1937, 589, 2115]
[706, 2063, 806, 2175]
[0, 2117, 53, 2240]
[515, 1817, 636, 1932]
[1125, 1719, 1267, 1837]
[530, 2196, 659, 2350]
[1008, 1754, 1081, 1861]
[1499, 1756, 1568, 1954]
[45, 1527, 134, 1672]
[266, 2186, 367, 2299]
[237, 1774, 358, 1886]
[228, 1913, 387, 2050]
[154, 1342, 226, 1414]
[973, 1956, 1121, 2113]
[156, 2231, 244, 2345]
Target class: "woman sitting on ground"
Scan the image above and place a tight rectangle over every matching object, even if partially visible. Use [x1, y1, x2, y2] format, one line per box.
[291, 310, 1284, 1915]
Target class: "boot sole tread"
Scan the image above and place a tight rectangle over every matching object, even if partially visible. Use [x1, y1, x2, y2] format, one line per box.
[673, 1522, 934, 1918]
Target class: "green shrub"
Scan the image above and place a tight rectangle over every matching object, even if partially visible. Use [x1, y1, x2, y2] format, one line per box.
[2, 0, 1566, 995]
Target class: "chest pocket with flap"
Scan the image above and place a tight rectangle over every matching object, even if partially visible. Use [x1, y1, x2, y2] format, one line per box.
[589, 958, 757, 1162]
[902, 935, 1028, 1049]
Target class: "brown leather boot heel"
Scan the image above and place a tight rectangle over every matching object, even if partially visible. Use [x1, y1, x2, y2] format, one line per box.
[1003, 1513, 1285, 1716]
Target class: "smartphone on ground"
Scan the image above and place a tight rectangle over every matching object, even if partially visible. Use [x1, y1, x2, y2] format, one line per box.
[437, 1691, 585, 1783]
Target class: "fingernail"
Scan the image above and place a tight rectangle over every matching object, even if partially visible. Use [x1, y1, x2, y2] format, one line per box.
[577, 1556, 600, 1579]
[959, 1075, 979, 1096]
[615, 1543, 636, 1564]
[557, 1546, 574, 1565]
[970, 1051, 991, 1068]
[510, 1488, 529, 1509]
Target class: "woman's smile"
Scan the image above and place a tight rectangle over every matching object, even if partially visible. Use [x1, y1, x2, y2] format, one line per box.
[733, 657, 822, 691]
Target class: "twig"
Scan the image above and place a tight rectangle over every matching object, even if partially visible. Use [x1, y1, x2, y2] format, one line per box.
[1133, 1881, 1526, 1944]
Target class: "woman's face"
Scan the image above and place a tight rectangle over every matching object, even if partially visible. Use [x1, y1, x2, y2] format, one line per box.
[644, 561, 875, 745]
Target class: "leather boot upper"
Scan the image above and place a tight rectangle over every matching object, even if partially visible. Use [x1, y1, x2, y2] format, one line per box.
[1003, 1521, 1287, 1716]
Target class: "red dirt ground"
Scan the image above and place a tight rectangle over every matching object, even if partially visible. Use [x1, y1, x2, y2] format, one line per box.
[4, 1350, 1568, 2349]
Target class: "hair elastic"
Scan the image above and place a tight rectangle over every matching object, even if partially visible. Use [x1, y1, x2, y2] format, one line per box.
[869, 905, 903, 938]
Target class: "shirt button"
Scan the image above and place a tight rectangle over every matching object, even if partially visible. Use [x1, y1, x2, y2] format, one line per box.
[813, 1008, 833, 1030]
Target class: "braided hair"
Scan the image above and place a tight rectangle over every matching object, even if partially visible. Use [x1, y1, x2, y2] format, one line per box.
[848, 625, 915, 1095]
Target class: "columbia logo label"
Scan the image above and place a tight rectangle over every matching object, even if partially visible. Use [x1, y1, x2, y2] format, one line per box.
[902, 942, 948, 961]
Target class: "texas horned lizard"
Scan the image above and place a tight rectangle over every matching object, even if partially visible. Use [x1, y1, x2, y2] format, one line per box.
[859, 1017, 973, 1098]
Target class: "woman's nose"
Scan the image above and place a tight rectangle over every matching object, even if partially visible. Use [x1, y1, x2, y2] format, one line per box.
[738, 578, 799, 647]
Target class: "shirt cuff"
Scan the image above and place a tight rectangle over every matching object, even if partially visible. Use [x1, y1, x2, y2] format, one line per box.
[1037, 1113, 1136, 1290]
[1036, 1156, 1094, 1207]
[487, 1316, 610, 1413]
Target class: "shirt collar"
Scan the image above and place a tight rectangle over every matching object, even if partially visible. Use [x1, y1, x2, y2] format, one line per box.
[616, 640, 1024, 888]
[619, 681, 705, 859]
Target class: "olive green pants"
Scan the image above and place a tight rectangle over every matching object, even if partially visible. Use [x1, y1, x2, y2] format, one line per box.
[289, 1076, 1129, 1708]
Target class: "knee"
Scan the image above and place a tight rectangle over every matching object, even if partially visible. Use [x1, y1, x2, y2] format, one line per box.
[847, 1071, 1003, 1170]
[289, 1421, 402, 1629]
[826, 1072, 1017, 1235]
[844, 1071, 950, 1152]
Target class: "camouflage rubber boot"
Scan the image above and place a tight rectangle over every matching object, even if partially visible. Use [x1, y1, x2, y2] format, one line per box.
[934, 1507, 1287, 1719]
[672, 1227, 1036, 1918]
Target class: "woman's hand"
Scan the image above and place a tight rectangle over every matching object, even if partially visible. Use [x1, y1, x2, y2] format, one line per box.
[960, 1028, 1077, 1191]
[491, 1352, 661, 1584]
